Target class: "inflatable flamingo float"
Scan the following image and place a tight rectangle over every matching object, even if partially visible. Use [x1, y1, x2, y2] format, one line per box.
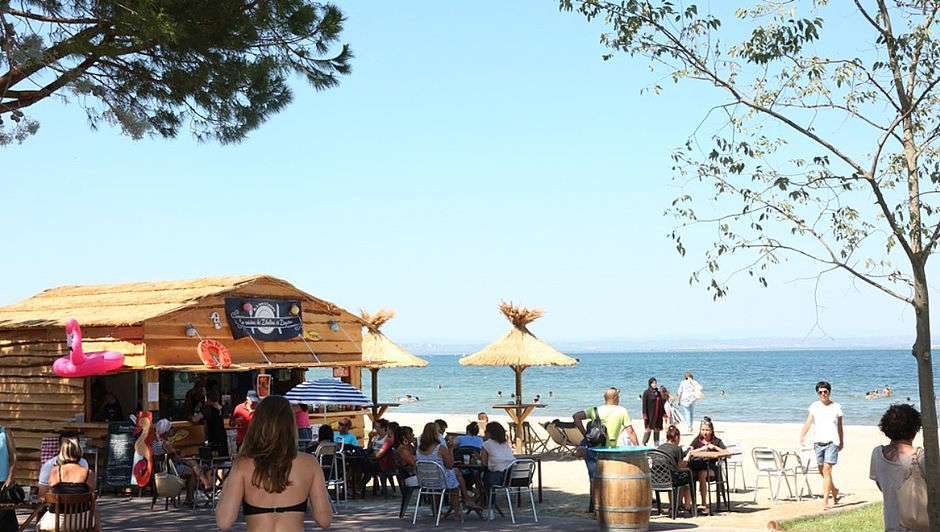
[131, 411, 154, 487]
[53, 319, 125, 378]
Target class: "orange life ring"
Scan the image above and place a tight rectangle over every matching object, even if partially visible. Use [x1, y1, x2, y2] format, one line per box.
[197, 339, 232, 368]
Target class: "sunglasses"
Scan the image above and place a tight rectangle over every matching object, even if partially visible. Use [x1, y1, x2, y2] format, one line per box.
[817, 389, 830, 395]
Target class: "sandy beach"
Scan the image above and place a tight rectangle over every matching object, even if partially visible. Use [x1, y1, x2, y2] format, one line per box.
[382, 411, 903, 529]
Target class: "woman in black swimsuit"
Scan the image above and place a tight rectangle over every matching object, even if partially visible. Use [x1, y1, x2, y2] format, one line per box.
[216, 396, 331, 531]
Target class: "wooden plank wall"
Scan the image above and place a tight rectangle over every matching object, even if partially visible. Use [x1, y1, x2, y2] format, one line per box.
[0, 326, 145, 485]
[144, 282, 363, 368]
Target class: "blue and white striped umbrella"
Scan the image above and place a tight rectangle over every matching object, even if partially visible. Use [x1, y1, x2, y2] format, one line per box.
[284, 378, 372, 407]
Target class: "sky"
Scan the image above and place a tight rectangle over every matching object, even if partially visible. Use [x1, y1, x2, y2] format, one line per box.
[0, 2, 933, 346]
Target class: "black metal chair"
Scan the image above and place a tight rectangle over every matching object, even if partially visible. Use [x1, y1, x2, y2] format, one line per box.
[647, 449, 696, 519]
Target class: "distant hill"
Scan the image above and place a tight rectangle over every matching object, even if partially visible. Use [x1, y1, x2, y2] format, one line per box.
[400, 336, 914, 356]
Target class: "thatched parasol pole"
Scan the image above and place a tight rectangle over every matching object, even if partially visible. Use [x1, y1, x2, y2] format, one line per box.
[369, 367, 380, 418]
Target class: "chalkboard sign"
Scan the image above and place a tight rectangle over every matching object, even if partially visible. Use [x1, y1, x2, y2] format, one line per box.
[105, 421, 135, 489]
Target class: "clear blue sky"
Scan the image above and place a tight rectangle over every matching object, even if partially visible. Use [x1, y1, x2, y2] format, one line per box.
[0, 2, 929, 344]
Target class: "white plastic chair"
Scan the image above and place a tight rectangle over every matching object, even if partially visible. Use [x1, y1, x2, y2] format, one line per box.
[315, 443, 344, 511]
[785, 447, 816, 499]
[488, 459, 538, 524]
[724, 442, 747, 492]
[751, 447, 798, 502]
[412, 460, 462, 527]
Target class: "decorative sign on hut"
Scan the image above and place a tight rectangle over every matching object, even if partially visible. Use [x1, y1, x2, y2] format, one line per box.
[224, 297, 303, 340]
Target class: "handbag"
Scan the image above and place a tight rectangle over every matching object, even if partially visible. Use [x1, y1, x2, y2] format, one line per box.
[154, 455, 186, 498]
[691, 380, 704, 401]
[897, 449, 929, 531]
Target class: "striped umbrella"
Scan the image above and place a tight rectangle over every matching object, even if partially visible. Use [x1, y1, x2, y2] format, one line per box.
[284, 378, 372, 407]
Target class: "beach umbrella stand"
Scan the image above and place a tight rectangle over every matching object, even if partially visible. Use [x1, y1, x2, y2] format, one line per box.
[459, 303, 577, 452]
[360, 309, 428, 422]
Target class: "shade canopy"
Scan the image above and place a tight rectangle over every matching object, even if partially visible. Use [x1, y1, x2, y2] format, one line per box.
[459, 303, 576, 369]
[284, 378, 372, 407]
[360, 309, 428, 369]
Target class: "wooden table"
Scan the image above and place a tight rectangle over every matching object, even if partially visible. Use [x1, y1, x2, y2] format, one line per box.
[688, 449, 741, 514]
[367, 402, 400, 423]
[492, 403, 546, 453]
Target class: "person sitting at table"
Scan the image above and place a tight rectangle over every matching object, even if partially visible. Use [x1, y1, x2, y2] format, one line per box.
[333, 418, 359, 447]
[393, 426, 417, 480]
[368, 419, 389, 452]
[215, 395, 331, 531]
[416, 422, 481, 511]
[308, 424, 336, 454]
[434, 419, 448, 445]
[688, 418, 726, 514]
[153, 419, 209, 505]
[456, 422, 484, 450]
[480, 422, 515, 489]
[656, 425, 693, 511]
[38, 432, 86, 499]
[38, 436, 100, 532]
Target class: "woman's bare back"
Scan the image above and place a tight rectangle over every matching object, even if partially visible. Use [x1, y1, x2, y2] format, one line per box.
[217, 453, 331, 531]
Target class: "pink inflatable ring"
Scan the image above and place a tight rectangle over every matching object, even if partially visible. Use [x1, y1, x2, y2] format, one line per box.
[53, 319, 125, 378]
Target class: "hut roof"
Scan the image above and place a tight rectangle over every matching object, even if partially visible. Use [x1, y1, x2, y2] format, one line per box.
[459, 302, 576, 368]
[360, 309, 428, 368]
[0, 274, 354, 329]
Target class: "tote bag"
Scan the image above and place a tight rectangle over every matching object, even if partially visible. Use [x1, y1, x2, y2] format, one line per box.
[897, 450, 929, 531]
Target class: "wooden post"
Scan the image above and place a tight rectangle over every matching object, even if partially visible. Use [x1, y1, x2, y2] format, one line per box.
[370, 367, 379, 421]
[514, 366, 524, 451]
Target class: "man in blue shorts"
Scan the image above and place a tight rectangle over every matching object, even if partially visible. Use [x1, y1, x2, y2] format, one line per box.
[799, 381, 844, 509]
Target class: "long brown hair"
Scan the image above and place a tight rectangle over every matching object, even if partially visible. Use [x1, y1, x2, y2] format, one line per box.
[418, 422, 440, 453]
[239, 395, 297, 493]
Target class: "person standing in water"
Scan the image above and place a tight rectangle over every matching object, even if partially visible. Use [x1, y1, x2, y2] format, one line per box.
[799, 381, 844, 509]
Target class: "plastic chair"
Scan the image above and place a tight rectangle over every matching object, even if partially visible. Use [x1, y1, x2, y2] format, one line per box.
[784, 447, 816, 499]
[751, 447, 797, 501]
[724, 442, 748, 492]
[412, 460, 462, 527]
[488, 459, 538, 524]
[647, 449, 696, 519]
[315, 443, 345, 507]
[40, 492, 97, 531]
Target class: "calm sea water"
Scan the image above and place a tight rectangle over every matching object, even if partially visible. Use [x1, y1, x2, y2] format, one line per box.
[309, 350, 933, 425]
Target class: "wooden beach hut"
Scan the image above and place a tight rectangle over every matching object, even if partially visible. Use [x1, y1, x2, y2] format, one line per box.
[0, 275, 366, 484]
[459, 302, 576, 451]
[359, 309, 428, 421]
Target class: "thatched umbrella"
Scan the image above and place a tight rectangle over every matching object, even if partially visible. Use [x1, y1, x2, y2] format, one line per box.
[459, 302, 577, 449]
[360, 309, 428, 420]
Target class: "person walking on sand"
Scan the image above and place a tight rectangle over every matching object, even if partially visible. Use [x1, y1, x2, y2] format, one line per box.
[676, 372, 701, 434]
[642, 377, 665, 446]
[799, 381, 844, 510]
[573, 387, 638, 512]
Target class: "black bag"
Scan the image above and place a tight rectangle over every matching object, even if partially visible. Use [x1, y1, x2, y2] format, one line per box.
[0, 483, 24, 504]
[585, 414, 608, 448]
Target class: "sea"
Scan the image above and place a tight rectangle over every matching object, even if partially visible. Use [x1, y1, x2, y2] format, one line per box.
[308, 350, 931, 425]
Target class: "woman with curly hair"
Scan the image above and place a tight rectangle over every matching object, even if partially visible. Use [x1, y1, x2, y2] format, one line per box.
[870, 403, 925, 532]
[216, 395, 332, 531]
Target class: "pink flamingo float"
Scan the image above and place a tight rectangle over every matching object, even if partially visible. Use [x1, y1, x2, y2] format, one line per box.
[53, 319, 125, 378]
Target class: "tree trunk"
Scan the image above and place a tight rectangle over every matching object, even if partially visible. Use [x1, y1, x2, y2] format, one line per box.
[912, 261, 940, 529]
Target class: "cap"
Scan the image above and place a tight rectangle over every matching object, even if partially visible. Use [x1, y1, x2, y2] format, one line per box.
[246, 390, 260, 402]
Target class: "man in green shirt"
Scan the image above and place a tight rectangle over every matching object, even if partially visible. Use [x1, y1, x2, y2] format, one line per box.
[573, 387, 639, 511]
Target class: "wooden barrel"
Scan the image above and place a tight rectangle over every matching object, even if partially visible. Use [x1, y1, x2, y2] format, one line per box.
[592, 447, 651, 530]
